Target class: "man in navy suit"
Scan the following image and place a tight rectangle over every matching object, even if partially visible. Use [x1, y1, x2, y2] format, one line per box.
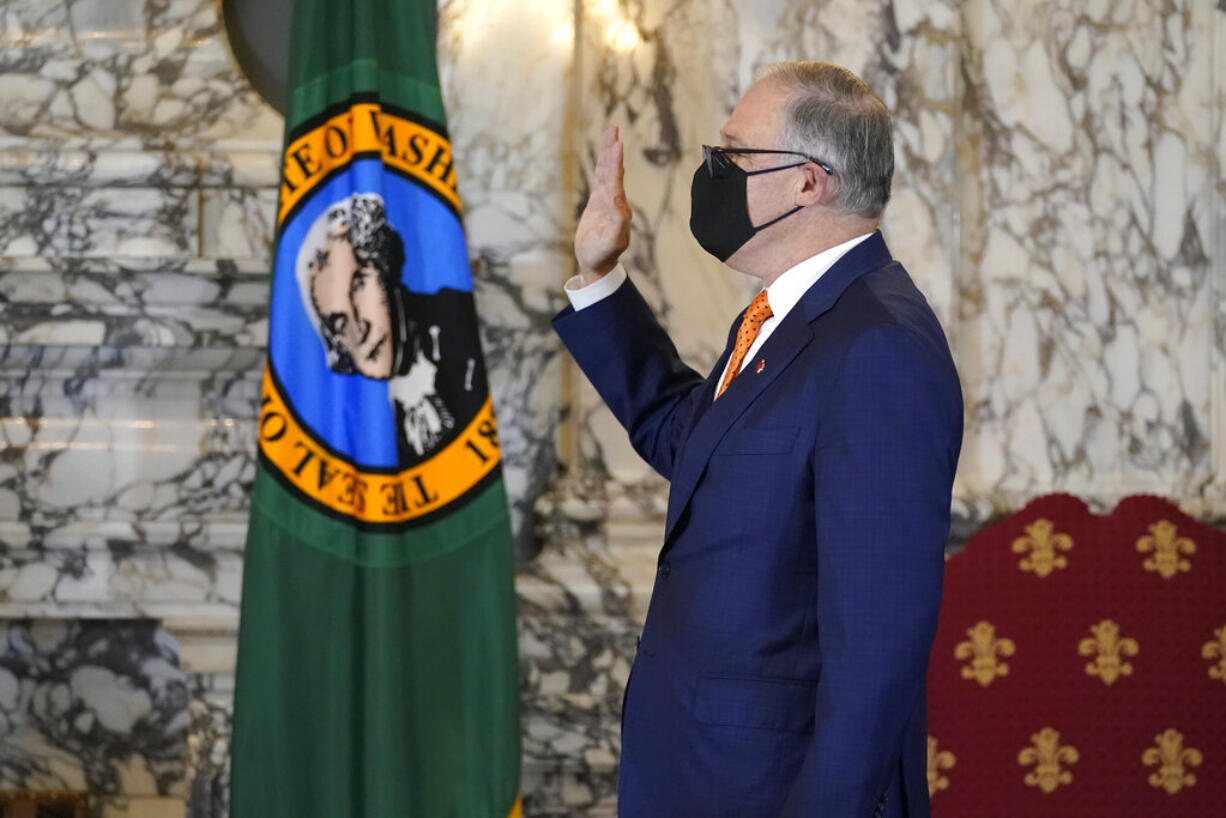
[552, 61, 963, 818]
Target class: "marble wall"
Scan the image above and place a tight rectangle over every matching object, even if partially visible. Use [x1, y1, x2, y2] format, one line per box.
[0, 619, 189, 815]
[0, 1, 277, 813]
[0, 0, 1222, 815]
[956, 0, 1224, 518]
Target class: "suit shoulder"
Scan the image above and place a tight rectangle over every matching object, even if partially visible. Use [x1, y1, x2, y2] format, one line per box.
[835, 262, 954, 367]
[839, 261, 932, 324]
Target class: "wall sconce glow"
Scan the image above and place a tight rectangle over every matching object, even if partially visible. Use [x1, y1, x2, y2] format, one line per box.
[587, 0, 621, 20]
[551, 22, 574, 51]
[456, 0, 572, 53]
[608, 20, 640, 52]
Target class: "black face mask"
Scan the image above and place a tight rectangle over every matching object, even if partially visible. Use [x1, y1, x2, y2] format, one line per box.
[689, 160, 804, 262]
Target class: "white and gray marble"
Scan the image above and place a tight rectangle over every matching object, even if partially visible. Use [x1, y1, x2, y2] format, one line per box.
[0, 619, 187, 796]
[1, 0, 1224, 815]
[438, 0, 575, 546]
[955, 0, 1223, 518]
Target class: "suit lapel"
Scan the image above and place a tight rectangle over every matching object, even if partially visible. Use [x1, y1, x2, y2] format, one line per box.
[662, 231, 894, 548]
[687, 309, 741, 429]
[664, 311, 812, 543]
[687, 357, 723, 430]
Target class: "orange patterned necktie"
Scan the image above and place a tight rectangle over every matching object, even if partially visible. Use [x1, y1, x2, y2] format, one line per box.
[717, 290, 772, 399]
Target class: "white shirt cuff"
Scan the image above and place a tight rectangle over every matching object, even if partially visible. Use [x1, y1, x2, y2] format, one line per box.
[564, 264, 627, 311]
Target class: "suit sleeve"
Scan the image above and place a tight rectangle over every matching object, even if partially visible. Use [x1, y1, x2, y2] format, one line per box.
[552, 276, 708, 480]
[781, 324, 962, 817]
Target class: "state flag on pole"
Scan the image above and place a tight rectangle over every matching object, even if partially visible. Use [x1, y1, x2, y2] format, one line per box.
[230, 1, 521, 815]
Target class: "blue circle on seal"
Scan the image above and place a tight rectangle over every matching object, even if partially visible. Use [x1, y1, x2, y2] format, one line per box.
[269, 158, 474, 469]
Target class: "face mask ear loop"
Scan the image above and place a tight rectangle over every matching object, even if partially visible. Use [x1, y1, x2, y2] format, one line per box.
[742, 160, 806, 231]
[751, 204, 804, 232]
[743, 160, 806, 177]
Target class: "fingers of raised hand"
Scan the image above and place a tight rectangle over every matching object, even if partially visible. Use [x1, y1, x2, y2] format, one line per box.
[596, 125, 622, 189]
[613, 140, 624, 192]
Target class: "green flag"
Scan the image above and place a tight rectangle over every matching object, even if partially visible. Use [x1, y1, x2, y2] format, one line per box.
[230, 1, 521, 815]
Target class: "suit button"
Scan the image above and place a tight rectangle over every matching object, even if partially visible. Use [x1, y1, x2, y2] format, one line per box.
[658, 562, 671, 577]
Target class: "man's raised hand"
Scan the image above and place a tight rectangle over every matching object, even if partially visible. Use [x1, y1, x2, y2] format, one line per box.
[574, 125, 632, 285]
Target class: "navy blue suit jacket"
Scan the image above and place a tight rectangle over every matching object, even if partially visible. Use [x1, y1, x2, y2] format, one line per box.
[552, 233, 963, 817]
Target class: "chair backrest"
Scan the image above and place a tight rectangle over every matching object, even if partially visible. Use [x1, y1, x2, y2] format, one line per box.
[926, 494, 1226, 816]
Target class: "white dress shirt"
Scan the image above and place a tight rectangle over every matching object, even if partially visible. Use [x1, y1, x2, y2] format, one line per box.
[563, 231, 874, 399]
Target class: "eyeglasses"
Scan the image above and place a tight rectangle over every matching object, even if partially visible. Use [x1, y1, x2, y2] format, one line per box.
[701, 145, 835, 178]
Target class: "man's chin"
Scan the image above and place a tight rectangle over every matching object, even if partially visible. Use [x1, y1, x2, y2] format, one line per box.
[354, 336, 393, 379]
[355, 356, 393, 380]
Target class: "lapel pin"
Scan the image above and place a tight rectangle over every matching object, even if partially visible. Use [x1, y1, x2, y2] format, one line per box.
[755, 359, 766, 374]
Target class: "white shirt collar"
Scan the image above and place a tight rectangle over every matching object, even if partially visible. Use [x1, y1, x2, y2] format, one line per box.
[760, 231, 876, 322]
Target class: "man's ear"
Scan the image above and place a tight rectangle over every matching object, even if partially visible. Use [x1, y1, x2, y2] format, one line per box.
[794, 163, 834, 207]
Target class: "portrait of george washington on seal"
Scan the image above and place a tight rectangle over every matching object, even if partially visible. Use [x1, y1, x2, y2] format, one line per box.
[295, 192, 487, 466]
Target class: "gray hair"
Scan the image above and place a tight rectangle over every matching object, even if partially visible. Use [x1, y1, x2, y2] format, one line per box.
[322, 193, 405, 290]
[758, 61, 893, 220]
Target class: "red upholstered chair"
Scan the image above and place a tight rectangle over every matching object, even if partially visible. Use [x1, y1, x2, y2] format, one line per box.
[926, 495, 1226, 816]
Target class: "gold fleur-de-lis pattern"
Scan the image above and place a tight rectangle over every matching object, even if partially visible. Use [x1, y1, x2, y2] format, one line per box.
[1142, 729, 1203, 794]
[1018, 727, 1079, 793]
[1204, 625, 1226, 685]
[929, 499, 1226, 808]
[1136, 520, 1195, 579]
[1078, 619, 1138, 685]
[1011, 518, 1073, 577]
[954, 621, 1015, 687]
[927, 735, 955, 797]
